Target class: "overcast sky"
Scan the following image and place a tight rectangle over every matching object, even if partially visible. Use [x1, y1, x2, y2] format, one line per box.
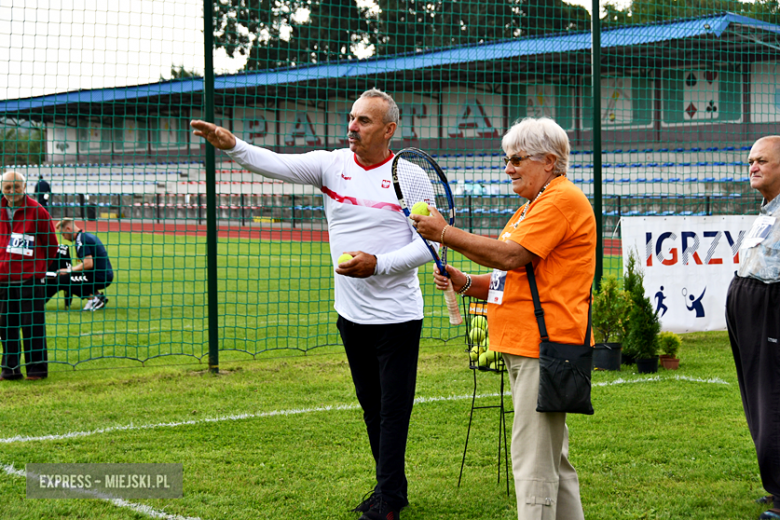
[1, 0, 614, 101]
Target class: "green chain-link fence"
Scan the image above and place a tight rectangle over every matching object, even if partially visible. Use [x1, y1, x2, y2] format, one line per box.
[0, 0, 777, 370]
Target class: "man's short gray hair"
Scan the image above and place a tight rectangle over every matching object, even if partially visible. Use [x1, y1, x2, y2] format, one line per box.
[359, 88, 399, 125]
[502, 118, 570, 176]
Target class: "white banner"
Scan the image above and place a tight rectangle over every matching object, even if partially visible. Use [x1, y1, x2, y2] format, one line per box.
[621, 216, 757, 333]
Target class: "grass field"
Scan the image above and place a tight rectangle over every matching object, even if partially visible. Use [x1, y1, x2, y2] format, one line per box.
[0, 330, 768, 520]
[41, 230, 624, 370]
[4, 230, 757, 519]
[42, 230, 479, 370]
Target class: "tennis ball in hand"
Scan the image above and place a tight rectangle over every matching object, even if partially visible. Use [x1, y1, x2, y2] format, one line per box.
[410, 201, 430, 216]
[337, 253, 353, 265]
[468, 327, 486, 345]
[471, 315, 488, 332]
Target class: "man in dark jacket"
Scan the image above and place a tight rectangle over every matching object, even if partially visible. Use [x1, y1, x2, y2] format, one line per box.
[0, 171, 58, 381]
[35, 175, 51, 207]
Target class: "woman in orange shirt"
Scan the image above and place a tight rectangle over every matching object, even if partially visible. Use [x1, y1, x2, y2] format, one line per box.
[411, 117, 596, 520]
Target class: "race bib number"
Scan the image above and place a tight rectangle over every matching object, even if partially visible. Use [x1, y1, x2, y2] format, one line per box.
[487, 269, 507, 305]
[7, 233, 34, 257]
[743, 215, 776, 249]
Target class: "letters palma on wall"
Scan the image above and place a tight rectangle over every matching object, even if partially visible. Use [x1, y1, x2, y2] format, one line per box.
[45, 63, 777, 160]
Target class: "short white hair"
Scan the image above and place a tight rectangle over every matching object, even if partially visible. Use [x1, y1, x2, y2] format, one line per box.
[502, 118, 570, 176]
[1, 170, 26, 184]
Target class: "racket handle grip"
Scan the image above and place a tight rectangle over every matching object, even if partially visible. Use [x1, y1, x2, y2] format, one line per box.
[443, 280, 463, 325]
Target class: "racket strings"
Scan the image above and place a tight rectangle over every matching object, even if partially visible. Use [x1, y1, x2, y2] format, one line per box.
[395, 158, 449, 213]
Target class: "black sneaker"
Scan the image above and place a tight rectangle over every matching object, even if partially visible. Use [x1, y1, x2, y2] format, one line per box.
[359, 496, 400, 520]
[64, 291, 72, 309]
[351, 491, 376, 513]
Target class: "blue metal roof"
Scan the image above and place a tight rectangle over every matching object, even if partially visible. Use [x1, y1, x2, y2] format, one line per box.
[2, 12, 778, 115]
[222, 12, 776, 89]
[0, 78, 204, 114]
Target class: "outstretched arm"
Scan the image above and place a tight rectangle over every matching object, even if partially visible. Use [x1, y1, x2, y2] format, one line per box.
[192, 121, 326, 187]
[190, 120, 237, 150]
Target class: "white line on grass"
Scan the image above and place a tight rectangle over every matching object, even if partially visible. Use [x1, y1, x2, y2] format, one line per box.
[593, 375, 730, 387]
[1, 463, 203, 520]
[0, 375, 727, 445]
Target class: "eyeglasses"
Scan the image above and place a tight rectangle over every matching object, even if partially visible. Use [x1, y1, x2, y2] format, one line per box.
[502, 154, 532, 167]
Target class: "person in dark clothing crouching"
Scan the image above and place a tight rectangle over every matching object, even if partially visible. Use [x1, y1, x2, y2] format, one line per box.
[50, 218, 114, 311]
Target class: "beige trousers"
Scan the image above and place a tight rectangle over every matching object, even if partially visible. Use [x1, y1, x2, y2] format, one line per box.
[503, 353, 585, 520]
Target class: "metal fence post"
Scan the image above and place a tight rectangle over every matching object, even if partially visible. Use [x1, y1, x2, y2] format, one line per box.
[591, 0, 604, 289]
[204, 0, 219, 374]
[291, 194, 296, 229]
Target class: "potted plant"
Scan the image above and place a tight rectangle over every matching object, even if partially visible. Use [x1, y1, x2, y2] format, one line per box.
[592, 274, 631, 370]
[623, 250, 661, 373]
[658, 331, 682, 370]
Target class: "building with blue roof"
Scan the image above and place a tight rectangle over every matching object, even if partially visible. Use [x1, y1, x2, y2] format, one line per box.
[0, 12, 779, 166]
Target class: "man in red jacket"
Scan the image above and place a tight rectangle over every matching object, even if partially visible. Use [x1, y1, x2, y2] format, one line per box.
[0, 171, 58, 381]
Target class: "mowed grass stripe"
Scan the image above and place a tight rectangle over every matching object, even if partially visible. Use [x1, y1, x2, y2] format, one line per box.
[0, 376, 728, 445]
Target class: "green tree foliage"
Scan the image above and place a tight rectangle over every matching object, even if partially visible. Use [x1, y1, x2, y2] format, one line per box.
[592, 274, 631, 343]
[602, 0, 780, 27]
[622, 250, 660, 359]
[375, 0, 589, 56]
[214, 0, 370, 70]
[658, 331, 682, 358]
[213, 0, 590, 71]
[160, 65, 201, 81]
[0, 126, 44, 167]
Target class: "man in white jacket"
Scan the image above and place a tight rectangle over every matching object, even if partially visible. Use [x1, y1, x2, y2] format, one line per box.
[192, 88, 431, 520]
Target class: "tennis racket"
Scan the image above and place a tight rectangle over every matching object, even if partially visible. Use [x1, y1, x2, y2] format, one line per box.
[392, 147, 463, 326]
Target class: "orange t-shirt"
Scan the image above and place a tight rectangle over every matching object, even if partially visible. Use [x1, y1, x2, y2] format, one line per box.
[486, 176, 596, 358]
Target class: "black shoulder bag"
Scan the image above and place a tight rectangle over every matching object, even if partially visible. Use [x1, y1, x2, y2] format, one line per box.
[525, 263, 594, 415]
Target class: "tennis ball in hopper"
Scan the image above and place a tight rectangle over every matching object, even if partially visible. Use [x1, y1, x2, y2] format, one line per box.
[468, 327, 486, 345]
[471, 315, 488, 332]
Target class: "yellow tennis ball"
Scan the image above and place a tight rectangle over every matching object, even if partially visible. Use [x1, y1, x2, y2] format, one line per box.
[468, 327, 486, 345]
[337, 253, 353, 265]
[410, 201, 430, 216]
[471, 315, 488, 332]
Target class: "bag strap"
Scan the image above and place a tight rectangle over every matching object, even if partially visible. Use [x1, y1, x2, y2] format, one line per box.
[524, 263, 592, 346]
